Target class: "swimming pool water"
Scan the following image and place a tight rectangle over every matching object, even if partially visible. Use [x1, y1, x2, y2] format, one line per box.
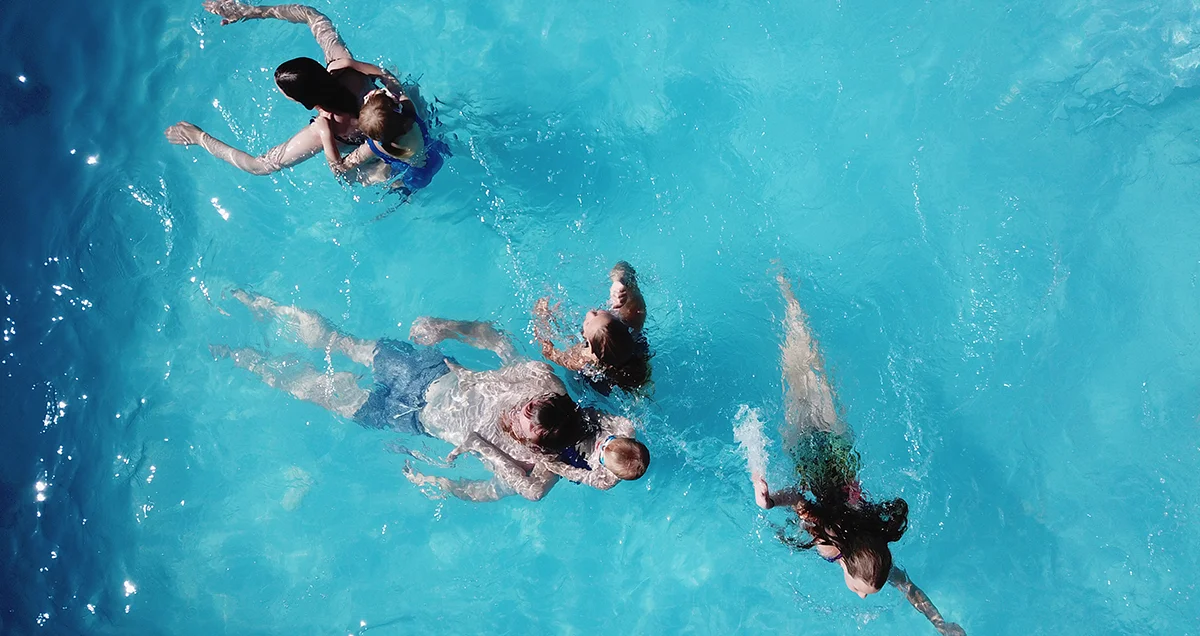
[3, 0, 1200, 633]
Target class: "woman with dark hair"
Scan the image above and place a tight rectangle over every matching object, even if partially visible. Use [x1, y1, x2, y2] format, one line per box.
[752, 274, 964, 635]
[533, 261, 651, 395]
[165, 1, 407, 177]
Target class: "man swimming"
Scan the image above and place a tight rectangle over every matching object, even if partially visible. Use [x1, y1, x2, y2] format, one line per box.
[165, 2, 410, 179]
[214, 291, 645, 501]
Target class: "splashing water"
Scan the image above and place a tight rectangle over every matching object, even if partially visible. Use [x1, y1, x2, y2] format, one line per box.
[733, 404, 770, 478]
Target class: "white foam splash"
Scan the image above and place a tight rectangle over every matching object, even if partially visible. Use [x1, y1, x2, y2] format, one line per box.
[733, 404, 769, 478]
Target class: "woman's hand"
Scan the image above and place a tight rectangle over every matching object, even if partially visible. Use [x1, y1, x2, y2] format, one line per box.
[532, 297, 555, 320]
[753, 474, 775, 510]
[164, 122, 205, 146]
[445, 432, 481, 464]
[936, 622, 966, 636]
[203, 0, 256, 25]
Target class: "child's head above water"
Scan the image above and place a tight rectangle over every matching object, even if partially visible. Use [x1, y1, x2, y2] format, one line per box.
[582, 310, 650, 390]
[359, 90, 417, 149]
[599, 435, 650, 480]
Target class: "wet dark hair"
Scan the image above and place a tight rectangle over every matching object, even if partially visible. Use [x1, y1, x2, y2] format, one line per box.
[499, 393, 585, 452]
[585, 318, 651, 391]
[782, 492, 908, 590]
[527, 393, 585, 450]
[273, 57, 360, 116]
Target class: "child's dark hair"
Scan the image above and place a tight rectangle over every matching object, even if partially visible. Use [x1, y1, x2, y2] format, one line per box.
[274, 57, 360, 116]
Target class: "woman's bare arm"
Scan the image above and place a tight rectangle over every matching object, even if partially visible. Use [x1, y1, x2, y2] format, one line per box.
[541, 342, 590, 372]
[888, 567, 966, 635]
[203, 1, 352, 63]
[327, 58, 408, 99]
[165, 121, 321, 175]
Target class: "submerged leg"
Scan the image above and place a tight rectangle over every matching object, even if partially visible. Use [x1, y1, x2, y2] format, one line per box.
[212, 345, 370, 419]
[232, 290, 377, 366]
[777, 274, 846, 445]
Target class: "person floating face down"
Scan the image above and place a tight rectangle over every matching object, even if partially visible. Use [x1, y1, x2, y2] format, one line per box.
[212, 291, 647, 502]
[751, 274, 965, 636]
[534, 261, 651, 396]
[313, 88, 450, 194]
[165, 2, 408, 177]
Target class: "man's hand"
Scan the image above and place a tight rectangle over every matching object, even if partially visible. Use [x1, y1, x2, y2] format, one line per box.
[203, 0, 255, 25]
[402, 461, 449, 499]
[445, 432, 481, 464]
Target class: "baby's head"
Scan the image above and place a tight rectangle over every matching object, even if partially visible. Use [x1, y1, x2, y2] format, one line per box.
[359, 90, 417, 146]
[599, 435, 650, 480]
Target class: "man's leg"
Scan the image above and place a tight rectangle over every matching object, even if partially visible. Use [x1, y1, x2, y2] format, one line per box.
[232, 290, 378, 367]
[212, 345, 369, 419]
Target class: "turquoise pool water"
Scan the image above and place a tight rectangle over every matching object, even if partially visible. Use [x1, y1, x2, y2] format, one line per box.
[4, 0, 1200, 633]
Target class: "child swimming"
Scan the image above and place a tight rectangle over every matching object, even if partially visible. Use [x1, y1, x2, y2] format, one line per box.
[313, 87, 449, 194]
[533, 261, 651, 395]
[751, 274, 965, 635]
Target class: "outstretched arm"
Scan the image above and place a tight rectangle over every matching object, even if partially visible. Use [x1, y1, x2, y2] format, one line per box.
[404, 464, 510, 502]
[165, 121, 321, 175]
[888, 567, 966, 636]
[327, 58, 407, 99]
[609, 261, 646, 330]
[541, 460, 619, 490]
[532, 298, 591, 371]
[203, 1, 352, 63]
[753, 474, 804, 510]
[409, 318, 519, 363]
[447, 432, 559, 501]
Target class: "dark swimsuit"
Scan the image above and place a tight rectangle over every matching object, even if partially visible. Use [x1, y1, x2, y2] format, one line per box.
[366, 115, 449, 191]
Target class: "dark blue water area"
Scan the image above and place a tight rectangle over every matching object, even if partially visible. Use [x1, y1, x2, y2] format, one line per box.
[0, 0, 173, 632]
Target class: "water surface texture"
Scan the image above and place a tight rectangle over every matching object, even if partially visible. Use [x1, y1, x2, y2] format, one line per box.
[3, 0, 1200, 633]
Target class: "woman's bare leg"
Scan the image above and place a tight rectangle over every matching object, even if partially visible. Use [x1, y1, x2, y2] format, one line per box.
[777, 274, 846, 447]
[165, 122, 322, 176]
[232, 290, 378, 367]
[212, 345, 369, 418]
